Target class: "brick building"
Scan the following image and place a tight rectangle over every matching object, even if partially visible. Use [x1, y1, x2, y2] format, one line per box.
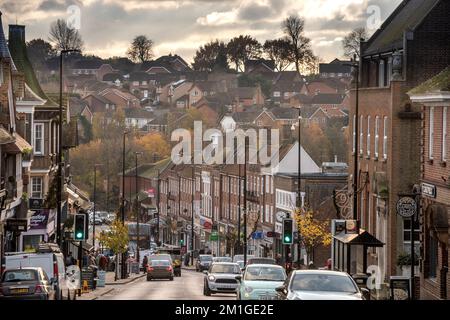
[409, 67, 450, 300]
[346, 0, 450, 297]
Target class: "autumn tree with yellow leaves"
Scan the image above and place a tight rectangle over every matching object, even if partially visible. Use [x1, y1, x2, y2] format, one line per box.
[294, 209, 332, 264]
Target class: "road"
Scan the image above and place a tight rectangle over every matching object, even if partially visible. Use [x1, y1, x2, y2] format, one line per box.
[98, 269, 236, 300]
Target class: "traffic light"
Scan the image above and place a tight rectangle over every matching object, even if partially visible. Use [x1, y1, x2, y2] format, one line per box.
[74, 214, 87, 241]
[282, 218, 293, 244]
[180, 239, 184, 246]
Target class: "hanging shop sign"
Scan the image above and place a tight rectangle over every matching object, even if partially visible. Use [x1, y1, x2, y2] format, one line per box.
[420, 183, 436, 198]
[396, 197, 417, 218]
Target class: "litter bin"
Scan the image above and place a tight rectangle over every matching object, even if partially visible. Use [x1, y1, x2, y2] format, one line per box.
[352, 273, 370, 300]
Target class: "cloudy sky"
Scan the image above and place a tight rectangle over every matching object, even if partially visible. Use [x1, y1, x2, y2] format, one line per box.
[1, 0, 402, 63]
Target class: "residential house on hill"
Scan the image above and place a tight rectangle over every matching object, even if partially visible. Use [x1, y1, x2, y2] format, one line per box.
[229, 86, 265, 111]
[319, 58, 352, 78]
[124, 108, 154, 130]
[102, 72, 123, 86]
[244, 59, 275, 74]
[98, 87, 140, 109]
[82, 93, 116, 113]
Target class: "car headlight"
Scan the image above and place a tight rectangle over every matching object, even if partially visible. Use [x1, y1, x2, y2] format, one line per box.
[208, 275, 215, 281]
[244, 286, 253, 293]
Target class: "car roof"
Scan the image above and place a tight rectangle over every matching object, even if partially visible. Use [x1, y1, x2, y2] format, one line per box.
[4, 267, 42, 272]
[292, 270, 351, 276]
[246, 264, 283, 268]
[211, 262, 239, 265]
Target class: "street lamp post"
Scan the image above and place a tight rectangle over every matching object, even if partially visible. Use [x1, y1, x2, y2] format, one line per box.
[56, 48, 80, 248]
[291, 106, 302, 266]
[134, 152, 143, 264]
[121, 130, 129, 279]
[191, 164, 195, 266]
[156, 169, 160, 244]
[92, 163, 103, 248]
[345, 55, 360, 221]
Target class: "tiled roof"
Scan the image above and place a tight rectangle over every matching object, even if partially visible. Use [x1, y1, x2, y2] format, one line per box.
[8, 24, 56, 106]
[319, 59, 352, 74]
[69, 97, 89, 116]
[310, 93, 346, 105]
[229, 87, 258, 99]
[129, 72, 151, 82]
[72, 59, 103, 69]
[245, 59, 275, 72]
[232, 111, 258, 123]
[363, 0, 441, 55]
[269, 107, 298, 120]
[0, 12, 16, 71]
[124, 108, 154, 119]
[408, 66, 450, 95]
[103, 73, 123, 81]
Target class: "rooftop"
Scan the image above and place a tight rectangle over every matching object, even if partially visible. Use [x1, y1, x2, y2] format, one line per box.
[408, 66, 450, 95]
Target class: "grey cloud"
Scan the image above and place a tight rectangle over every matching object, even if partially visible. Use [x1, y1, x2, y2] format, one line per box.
[238, 3, 273, 21]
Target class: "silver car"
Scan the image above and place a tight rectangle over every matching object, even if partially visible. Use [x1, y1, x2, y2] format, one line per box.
[203, 262, 241, 296]
[276, 270, 366, 300]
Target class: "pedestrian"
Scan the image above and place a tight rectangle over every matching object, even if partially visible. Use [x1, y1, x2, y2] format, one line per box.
[65, 252, 76, 266]
[308, 261, 317, 270]
[184, 252, 190, 266]
[99, 254, 108, 271]
[142, 255, 149, 273]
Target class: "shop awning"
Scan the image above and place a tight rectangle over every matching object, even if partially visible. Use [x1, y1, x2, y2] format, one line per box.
[333, 229, 384, 247]
[2, 133, 32, 153]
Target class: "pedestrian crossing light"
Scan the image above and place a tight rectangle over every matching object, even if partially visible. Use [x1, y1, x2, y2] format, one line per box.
[74, 214, 87, 241]
[282, 218, 293, 245]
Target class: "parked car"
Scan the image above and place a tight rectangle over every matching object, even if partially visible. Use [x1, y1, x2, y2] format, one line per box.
[2, 243, 73, 300]
[237, 261, 245, 271]
[212, 257, 232, 263]
[146, 259, 174, 281]
[275, 270, 366, 300]
[247, 257, 277, 265]
[89, 216, 103, 225]
[232, 255, 255, 263]
[196, 255, 213, 272]
[236, 264, 287, 300]
[0, 267, 56, 300]
[203, 262, 241, 296]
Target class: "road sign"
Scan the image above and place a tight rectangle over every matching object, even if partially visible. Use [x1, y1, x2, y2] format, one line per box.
[6, 219, 29, 232]
[396, 197, 417, 218]
[276, 211, 287, 223]
[210, 231, 218, 241]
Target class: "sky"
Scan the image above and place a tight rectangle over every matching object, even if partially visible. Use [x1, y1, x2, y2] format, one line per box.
[1, 0, 403, 64]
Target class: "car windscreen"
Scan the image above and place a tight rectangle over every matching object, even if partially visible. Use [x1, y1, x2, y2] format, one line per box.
[150, 260, 170, 266]
[149, 255, 171, 262]
[210, 264, 240, 274]
[290, 274, 358, 293]
[244, 266, 286, 281]
[200, 255, 212, 261]
[2, 270, 38, 282]
[249, 258, 276, 264]
[214, 257, 232, 262]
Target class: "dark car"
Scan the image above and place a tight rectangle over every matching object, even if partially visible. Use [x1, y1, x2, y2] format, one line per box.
[0, 267, 56, 300]
[247, 257, 277, 266]
[196, 255, 213, 272]
[146, 260, 174, 281]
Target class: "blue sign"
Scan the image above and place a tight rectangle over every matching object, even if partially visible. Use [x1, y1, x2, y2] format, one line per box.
[252, 231, 264, 239]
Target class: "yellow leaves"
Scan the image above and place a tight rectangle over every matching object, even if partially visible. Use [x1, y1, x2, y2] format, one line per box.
[134, 132, 171, 160]
[294, 209, 331, 249]
[97, 219, 129, 254]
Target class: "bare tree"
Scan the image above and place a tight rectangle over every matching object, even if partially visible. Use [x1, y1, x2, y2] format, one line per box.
[282, 15, 314, 74]
[127, 35, 154, 63]
[342, 27, 368, 59]
[263, 38, 292, 71]
[49, 19, 83, 52]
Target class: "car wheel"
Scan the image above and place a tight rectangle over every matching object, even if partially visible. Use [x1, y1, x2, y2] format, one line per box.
[169, 277, 174, 281]
[146, 276, 151, 281]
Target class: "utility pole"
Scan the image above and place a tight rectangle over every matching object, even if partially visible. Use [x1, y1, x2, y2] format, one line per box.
[156, 169, 160, 244]
[121, 130, 129, 279]
[135, 152, 143, 264]
[243, 137, 248, 267]
[92, 164, 103, 248]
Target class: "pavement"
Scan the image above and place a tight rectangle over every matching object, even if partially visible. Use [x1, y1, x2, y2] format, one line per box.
[76, 271, 146, 300]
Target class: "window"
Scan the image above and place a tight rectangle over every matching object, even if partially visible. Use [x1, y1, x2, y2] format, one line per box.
[442, 107, 447, 162]
[31, 177, 43, 198]
[429, 107, 434, 160]
[352, 115, 356, 153]
[359, 115, 364, 155]
[403, 219, 420, 255]
[34, 124, 44, 155]
[367, 116, 371, 157]
[387, 57, 392, 86]
[273, 91, 280, 97]
[383, 117, 388, 159]
[374, 116, 380, 158]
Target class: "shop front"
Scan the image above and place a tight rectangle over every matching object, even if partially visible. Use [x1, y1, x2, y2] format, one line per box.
[19, 209, 51, 252]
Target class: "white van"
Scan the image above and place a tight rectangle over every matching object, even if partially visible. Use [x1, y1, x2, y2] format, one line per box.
[2, 244, 75, 300]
